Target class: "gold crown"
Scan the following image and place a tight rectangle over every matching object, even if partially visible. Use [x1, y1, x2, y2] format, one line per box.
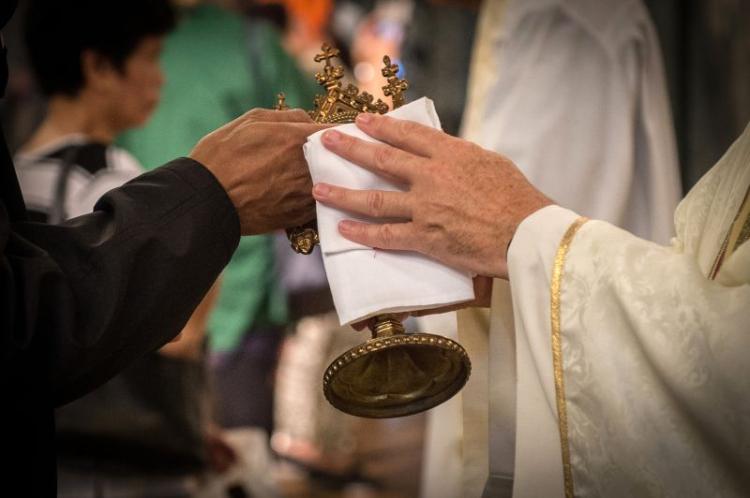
[276, 43, 408, 124]
[279, 44, 409, 254]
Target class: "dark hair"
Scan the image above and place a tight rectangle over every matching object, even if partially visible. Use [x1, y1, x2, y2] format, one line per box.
[24, 0, 176, 97]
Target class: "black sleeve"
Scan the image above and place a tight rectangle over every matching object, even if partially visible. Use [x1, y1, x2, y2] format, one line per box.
[0, 158, 240, 406]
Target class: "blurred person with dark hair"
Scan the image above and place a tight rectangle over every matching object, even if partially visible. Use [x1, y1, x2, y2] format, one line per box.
[17, 0, 175, 221]
[15, 1, 223, 496]
[117, 2, 319, 496]
[0, 1, 325, 496]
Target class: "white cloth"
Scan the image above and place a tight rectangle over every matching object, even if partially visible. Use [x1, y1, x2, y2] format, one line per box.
[304, 98, 475, 325]
[505, 122, 750, 497]
[462, 0, 681, 244]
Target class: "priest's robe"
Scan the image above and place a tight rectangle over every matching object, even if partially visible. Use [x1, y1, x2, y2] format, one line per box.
[462, 0, 682, 244]
[500, 122, 750, 497]
[440, 0, 684, 496]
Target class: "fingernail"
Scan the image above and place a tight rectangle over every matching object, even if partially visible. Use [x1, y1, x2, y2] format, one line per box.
[322, 130, 342, 144]
[356, 113, 373, 125]
[313, 183, 330, 198]
[339, 220, 355, 234]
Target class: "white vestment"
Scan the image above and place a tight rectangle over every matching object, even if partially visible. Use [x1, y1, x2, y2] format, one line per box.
[432, 1, 684, 496]
[462, 0, 681, 243]
[504, 122, 750, 497]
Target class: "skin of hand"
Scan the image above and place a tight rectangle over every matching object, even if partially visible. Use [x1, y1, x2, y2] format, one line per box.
[190, 108, 328, 235]
[311, 112, 553, 280]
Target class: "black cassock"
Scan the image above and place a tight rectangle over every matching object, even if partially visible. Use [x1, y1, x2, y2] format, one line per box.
[0, 4, 239, 495]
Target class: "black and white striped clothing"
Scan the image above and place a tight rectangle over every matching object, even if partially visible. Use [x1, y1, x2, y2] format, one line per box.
[15, 135, 142, 223]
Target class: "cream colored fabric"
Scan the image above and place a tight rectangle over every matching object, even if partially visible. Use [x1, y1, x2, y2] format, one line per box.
[461, 0, 681, 244]
[506, 123, 750, 497]
[462, 0, 508, 142]
[459, 0, 681, 493]
[484, 280, 517, 495]
[457, 307, 491, 498]
[418, 312, 463, 498]
[448, 3, 512, 494]
[506, 206, 580, 498]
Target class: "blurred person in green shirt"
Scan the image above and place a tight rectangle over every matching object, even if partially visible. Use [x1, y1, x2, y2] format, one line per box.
[118, 2, 317, 494]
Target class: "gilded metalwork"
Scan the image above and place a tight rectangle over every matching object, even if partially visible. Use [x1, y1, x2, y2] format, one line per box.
[381, 55, 408, 109]
[274, 92, 289, 111]
[551, 216, 589, 498]
[283, 44, 407, 255]
[286, 225, 319, 255]
[277, 45, 472, 419]
[323, 315, 471, 418]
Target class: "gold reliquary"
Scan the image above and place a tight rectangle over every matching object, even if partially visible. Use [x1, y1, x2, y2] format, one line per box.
[277, 44, 471, 419]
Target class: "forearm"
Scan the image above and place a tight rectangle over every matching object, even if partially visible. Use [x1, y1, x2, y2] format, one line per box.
[5, 158, 240, 404]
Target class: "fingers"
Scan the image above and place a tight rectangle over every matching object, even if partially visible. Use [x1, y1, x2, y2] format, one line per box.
[313, 184, 412, 219]
[235, 121, 328, 144]
[239, 107, 314, 123]
[322, 130, 424, 184]
[354, 113, 449, 158]
[338, 220, 415, 251]
[271, 108, 315, 123]
[290, 121, 331, 137]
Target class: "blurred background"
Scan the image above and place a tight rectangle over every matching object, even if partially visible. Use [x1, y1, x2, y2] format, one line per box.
[2, 0, 748, 497]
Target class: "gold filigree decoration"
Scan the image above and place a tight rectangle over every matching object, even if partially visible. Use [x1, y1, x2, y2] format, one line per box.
[279, 43, 409, 254]
[274, 92, 289, 110]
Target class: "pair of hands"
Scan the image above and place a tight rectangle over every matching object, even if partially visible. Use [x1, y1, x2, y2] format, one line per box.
[190, 107, 551, 305]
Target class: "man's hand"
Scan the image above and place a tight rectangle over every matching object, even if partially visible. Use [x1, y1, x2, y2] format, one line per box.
[191, 109, 326, 235]
[312, 113, 552, 279]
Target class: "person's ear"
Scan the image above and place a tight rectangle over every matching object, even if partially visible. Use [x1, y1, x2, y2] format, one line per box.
[80, 49, 118, 94]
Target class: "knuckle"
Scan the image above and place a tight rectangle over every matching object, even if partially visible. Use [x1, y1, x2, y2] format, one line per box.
[291, 109, 312, 121]
[246, 108, 266, 119]
[396, 119, 416, 136]
[367, 191, 385, 216]
[373, 146, 392, 171]
[378, 224, 395, 248]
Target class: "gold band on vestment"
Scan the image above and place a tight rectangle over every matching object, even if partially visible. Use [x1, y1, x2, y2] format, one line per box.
[551, 216, 589, 498]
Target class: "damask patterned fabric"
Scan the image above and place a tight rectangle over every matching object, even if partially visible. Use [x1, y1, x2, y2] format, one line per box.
[505, 123, 750, 497]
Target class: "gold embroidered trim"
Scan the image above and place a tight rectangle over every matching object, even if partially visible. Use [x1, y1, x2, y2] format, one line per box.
[709, 184, 750, 280]
[551, 216, 588, 498]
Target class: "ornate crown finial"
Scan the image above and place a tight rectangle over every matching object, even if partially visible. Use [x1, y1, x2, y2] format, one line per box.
[382, 56, 408, 109]
[306, 44, 406, 124]
[274, 92, 289, 110]
[278, 44, 410, 253]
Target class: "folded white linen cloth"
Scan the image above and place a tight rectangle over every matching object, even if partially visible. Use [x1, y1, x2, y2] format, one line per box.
[303, 97, 475, 325]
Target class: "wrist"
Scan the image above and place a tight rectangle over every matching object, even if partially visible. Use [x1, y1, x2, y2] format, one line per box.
[489, 195, 553, 278]
[506, 195, 554, 254]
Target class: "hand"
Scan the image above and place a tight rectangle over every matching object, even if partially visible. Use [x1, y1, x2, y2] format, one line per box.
[311, 113, 552, 279]
[191, 109, 327, 235]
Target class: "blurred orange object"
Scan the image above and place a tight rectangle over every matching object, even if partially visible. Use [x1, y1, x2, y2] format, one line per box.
[258, 0, 332, 40]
